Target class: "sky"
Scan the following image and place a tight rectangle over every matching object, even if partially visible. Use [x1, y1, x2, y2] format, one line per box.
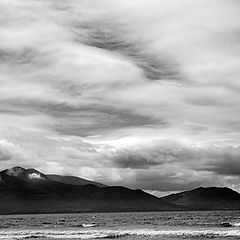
[0, 0, 240, 196]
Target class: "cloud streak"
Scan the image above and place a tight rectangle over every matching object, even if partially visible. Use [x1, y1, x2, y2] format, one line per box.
[0, 0, 240, 195]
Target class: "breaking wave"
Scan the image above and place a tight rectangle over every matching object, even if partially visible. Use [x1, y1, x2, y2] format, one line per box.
[232, 223, 240, 227]
[82, 223, 97, 228]
[1, 228, 240, 239]
[220, 222, 240, 227]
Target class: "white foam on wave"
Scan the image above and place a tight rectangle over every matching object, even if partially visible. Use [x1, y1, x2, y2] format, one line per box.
[232, 223, 240, 227]
[82, 223, 97, 228]
[220, 222, 240, 227]
[2, 228, 240, 239]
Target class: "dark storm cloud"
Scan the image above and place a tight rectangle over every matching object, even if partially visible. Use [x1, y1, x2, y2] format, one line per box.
[114, 153, 162, 169]
[79, 23, 180, 81]
[101, 142, 240, 192]
[0, 148, 12, 161]
[0, 48, 36, 65]
[133, 172, 209, 192]
[102, 165, 219, 192]
[111, 142, 205, 170]
[0, 99, 158, 136]
[200, 148, 240, 176]
[112, 143, 193, 170]
[203, 161, 240, 176]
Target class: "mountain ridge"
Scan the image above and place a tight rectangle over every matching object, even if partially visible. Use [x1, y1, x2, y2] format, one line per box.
[0, 166, 178, 214]
[1, 166, 240, 214]
[47, 174, 106, 188]
[161, 186, 240, 210]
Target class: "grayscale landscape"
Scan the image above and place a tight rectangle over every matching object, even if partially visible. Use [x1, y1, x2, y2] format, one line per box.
[0, 0, 240, 239]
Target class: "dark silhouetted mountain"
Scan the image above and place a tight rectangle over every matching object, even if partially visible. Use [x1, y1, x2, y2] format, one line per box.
[0, 166, 49, 182]
[48, 174, 106, 188]
[0, 167, 179, 214]
[161, 187, 240, 210]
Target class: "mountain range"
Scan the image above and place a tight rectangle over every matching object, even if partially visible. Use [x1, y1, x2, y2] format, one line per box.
[0, 166, 177, 214]
[0, 166, 240, 214]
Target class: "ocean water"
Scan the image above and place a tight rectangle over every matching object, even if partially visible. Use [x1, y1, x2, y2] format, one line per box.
[0, 211, 240, 239]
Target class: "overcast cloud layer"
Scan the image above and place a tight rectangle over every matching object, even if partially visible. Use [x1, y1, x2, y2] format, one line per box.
[1, 0, 240, 196]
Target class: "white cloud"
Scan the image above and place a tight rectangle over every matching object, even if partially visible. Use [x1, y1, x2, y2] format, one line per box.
[0, 0, 240, 195]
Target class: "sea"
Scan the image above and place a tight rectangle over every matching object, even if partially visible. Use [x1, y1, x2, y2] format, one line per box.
[0, 211, 240, 240]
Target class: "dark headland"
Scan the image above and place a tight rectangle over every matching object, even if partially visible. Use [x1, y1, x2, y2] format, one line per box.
[0, 166, 240, 214]
[162, 186, 240, 210]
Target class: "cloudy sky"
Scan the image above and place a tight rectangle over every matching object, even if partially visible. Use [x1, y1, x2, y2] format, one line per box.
[1, 0, 240, 196]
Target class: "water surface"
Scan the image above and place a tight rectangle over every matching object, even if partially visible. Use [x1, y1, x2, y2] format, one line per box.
[0, 211, 240, 239]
